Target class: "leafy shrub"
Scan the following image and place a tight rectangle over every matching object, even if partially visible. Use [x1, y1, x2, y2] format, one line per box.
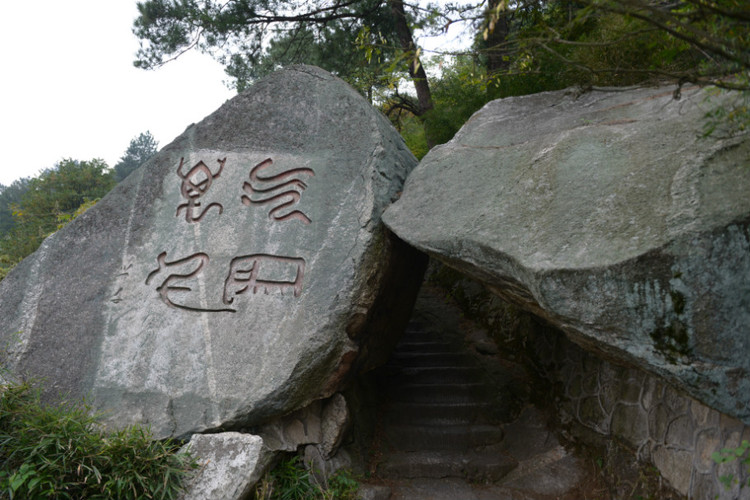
[703, 85, 750, 137]
[396, 115, 429, 160]
[712, 439, 750, 490]
[253, 454, 359, 500]
[0, 255, 18, 283]
[0, 379, 196, 499]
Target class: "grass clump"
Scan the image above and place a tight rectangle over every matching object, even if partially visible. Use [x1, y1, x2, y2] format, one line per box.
[254, 454, 359, 500]
[0, 379, 196, 499]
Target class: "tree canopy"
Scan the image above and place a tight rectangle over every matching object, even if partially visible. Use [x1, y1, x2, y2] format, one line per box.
[114, 131, 159, 182]
[133, 0, 437, 120]
[478, 0, 750, 92]
[0, 178, 31, 239]
[0, 131, 165, 280]
[132, 0, 749, 155]
[0, 159, 115, 279]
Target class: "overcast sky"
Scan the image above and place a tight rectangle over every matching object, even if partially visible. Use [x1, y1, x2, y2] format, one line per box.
[0, 0, 235, 186]
[0, 1, 470, 187]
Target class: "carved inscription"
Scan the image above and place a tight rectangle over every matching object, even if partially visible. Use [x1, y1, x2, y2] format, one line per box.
[176, 157, 226, 222]
[241, 158, 315, 224]
[144, 155, 315, 312]
[146, 251, 306, 312]
[223, 254, 306, 304]
[146, 251, 236, 313]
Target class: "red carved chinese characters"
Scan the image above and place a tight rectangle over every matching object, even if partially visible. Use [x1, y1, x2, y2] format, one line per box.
[146, 251, 236, 313]
[145, 156, 315, 312]
[241, 158, 315, 224]
[176, 157, 226, 222]
[223, 254, 305, 304]
[145, 251, 306, 312]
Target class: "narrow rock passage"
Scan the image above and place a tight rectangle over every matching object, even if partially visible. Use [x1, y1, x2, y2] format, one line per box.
[375, 317, 516, 483]
[358, 283, 602, 500]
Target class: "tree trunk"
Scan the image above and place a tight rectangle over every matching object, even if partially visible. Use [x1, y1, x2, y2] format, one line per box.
[483, 0, 511, 74]
[388, 0, 436, 147]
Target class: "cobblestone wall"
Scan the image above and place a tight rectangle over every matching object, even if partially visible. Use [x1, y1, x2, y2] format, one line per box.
[538, 329, 750, 499]
[431, 265, 750, 499]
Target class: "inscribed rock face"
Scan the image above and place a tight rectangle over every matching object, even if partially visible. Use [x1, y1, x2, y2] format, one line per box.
[0, 66, 420, 437]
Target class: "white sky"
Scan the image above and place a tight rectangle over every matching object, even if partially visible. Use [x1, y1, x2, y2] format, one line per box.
[0, 0, 235, 186]
[0, 1, 470, 187]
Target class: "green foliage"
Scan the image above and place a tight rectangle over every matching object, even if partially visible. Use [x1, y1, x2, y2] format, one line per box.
[0, 255, 18, 282]
[0, 179, 31, 240]
[114, 131, 159, 182]
[389, 56, 500, 153]
[454, 0, 750, 142]
[55, 199, 101, 231]
[390, 0, 745, 152]
[0, 178, 29, 279]
[133, 0, 402, 95]
[1, 131, 158, 280]
[712, 439, 750, 490]
[476, 0, 750, 90]
[253, 455, 359, 500]
[0, 159, 114, 269]
[474, 2, 581, 95]
[0, 378, 196, 499]
[225, 9, 400, 98]
[325, 469, 359, 499]
[702, 83, 750, 137]
[397, 114, 429, 160]
[133, 0, 441, 127]
[133, 0, 750, 157]
[540, 8, 698, 88]
[424, 56, 497, 145]
[256, 456, 319, 500]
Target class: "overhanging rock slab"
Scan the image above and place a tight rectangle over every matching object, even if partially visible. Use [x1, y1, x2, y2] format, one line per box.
[382, 85, 750, 423]
[0, 65, 422, 438]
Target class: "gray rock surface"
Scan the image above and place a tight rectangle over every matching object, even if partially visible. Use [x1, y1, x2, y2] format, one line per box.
[258, 392, 349, 457]
[180, 432, 271, 500]
[382, 85, 750, 423]
[0, 65, 423, 438]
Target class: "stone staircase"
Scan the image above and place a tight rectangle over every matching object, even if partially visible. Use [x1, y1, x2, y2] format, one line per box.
[372, 317, 518, 484]
[358, 284, 598, 500]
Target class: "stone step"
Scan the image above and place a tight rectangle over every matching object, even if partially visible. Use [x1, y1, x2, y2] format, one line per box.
[383, 401, 496, 426]
[395, 341, 458, 353]
[400, 329, 445, 342]
[402, 322, 434, 332]
[387, 383, 490, 404]
[398, 334, 448, 345]
[388, 351, 476, 368]
[377, 449, 518, 482]
[392, 366, 484, 385]
[383, 423, 505, 452]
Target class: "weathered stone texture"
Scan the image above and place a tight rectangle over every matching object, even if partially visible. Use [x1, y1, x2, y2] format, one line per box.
[544, 322, 750, 499]
[257, 392, 349, 458]
[179, 432, 271, 500]
[0, 65, 422, 438]
[383, 85, 750, 424]
[436, 269, 750, 499]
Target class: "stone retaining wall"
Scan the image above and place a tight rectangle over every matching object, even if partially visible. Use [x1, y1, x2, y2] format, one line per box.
[431, 265, 750, 499]
[537, 325, 750, 499]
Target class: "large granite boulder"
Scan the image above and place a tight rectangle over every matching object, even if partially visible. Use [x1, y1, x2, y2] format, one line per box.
[0, 65, 425, 438]
[382, 86, 750, 423]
